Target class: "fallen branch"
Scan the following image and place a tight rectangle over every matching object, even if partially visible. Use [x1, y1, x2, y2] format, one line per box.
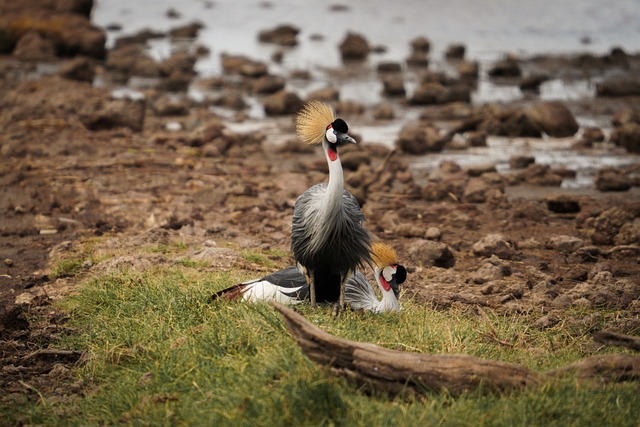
[593, 331, 640, 352]
[272, 303, 640, 397]
[547, 354, 640, 382]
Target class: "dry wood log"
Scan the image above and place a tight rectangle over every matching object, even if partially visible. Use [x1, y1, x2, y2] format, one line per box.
[547, 354, 640, 382]
[593, 331, 640, 352]
[272, 303, 640, 397]
[273, 303, 541, 396]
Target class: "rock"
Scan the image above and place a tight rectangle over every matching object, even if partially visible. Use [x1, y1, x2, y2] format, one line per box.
[545, 194, 581, 214]
[519, 74, 549, 91]
[159, 51, 197, 77]
[210, 90, 247, 110]
[595, 170, 632, 192]
[445, 44, 465, 59]
[340, 151, 370, 171]
[596, 78, 640, 97]
[372, 103, 395, 120]
[587, 277, 640, 310]
[409, 83, 448, 105]
[13, 31, 56, 61]
[425, 227, 442, 241]
[153, 97, 190, 116]
[488, 58, 521, 77]
[394, 224, 426, 238]
[524, 101, 579, 137]
[405, 51, 429, 67]
[519, 238, 543, 250]
[106, 45, 159, 76]
[240, 62, 269, 78]
[0, 6, 106, 58]
[445, 85, 472, 103]
[158, 71, 192, 92]
[258, 24, 299, 46]
[472, 256, 511, 284]
[610, 122, 640, 153]
[166, 7, 181, 18]
[15, 293, 36, 305]
[592, 207, 634, 245]
[517, 164, 563, 187]
[381, 75, 406, 97]
[376, 61, 402, 73]
[466, 131, 487, 147]
[263, 90, 303, 116]
[79, 98, 145, 132]
[221, 54, 268, 77]
[614, 219, 640, 245]
[500, 110, 541, 137]
[59, 57, 95, 82]
[335, 101, 365, 116]
[408, 239, 455, 268]
[169, 21, 204, 39]
[535, 315, 560, 330]
[462, 177, 504, 204]
[396, 123, 449, 154]
[546, 235, 584, 253]
[580, 126, 605, 145]
[339, 32, 370, 60]
[472, 233, 517, 260]
[567, 266, 589, 282]
[509, 155, 535, 170]
[552, 295, 573, 308]
[457, 60, 479, 79]
[410, 36, 431, 53]
[114, 28, 165, 48]
[466, 164, 496, 177]
[611, 108, 640, 127]
[307, 87, 340, 102]
[252, 75, 286, 94]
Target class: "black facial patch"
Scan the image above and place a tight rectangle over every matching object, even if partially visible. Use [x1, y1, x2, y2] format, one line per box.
[332, 118, 348, 133]
[395, 265, 407, 284]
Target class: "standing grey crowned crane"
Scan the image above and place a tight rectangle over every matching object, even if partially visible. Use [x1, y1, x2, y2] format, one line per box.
[291, 101, 372, 310]
[212, 242, 407, 313]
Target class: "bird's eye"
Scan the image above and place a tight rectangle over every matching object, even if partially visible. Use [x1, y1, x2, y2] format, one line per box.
[325, 127, 337, 143]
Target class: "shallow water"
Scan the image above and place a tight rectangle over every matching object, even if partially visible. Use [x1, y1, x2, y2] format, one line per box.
[94, 0, 640, 67]
[93, 0, 640, 188]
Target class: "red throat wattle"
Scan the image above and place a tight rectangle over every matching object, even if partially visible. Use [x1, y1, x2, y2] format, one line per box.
[328, 147, 337, 161]
[380, 276, 391, 291]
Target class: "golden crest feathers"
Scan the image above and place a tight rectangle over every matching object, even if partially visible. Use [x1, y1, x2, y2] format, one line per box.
[296, 101, 335, 146]
[371, 242, 398, 268]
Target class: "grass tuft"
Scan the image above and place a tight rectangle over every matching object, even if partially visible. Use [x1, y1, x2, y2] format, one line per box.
[3, 265, 638, 426]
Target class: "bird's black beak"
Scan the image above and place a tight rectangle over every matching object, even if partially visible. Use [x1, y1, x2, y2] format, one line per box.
[390, 279, 400, 300]
[336, 132, 356, 146]
[390, 265, 407, 300]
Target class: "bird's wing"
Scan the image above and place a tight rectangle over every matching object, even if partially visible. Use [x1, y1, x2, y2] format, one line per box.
[344, 271, 379, 311]
[220, 266, 309, 304]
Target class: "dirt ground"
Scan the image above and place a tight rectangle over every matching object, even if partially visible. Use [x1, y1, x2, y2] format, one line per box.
[1, 3, 640, 407]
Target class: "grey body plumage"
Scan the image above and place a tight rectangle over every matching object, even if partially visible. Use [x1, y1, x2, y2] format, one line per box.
[291, 184, 372, 300]
[291, 101, 372, 308]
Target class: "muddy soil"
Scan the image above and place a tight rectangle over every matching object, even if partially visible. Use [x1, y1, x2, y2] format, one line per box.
[1, 0, 639, 409]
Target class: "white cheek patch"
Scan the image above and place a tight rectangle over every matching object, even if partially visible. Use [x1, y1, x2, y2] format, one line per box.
[325, 128, 337, 143]
[382, 266, 396, 282]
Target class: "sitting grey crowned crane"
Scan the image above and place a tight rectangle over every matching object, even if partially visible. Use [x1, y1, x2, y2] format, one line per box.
[292, 101, 372, 310]
[212, 242, 407, 313]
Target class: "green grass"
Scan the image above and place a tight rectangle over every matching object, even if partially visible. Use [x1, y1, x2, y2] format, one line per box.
[4, 266, 638, 426]
[51, 257, 85, 278]
[242, 248, 290, 269]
